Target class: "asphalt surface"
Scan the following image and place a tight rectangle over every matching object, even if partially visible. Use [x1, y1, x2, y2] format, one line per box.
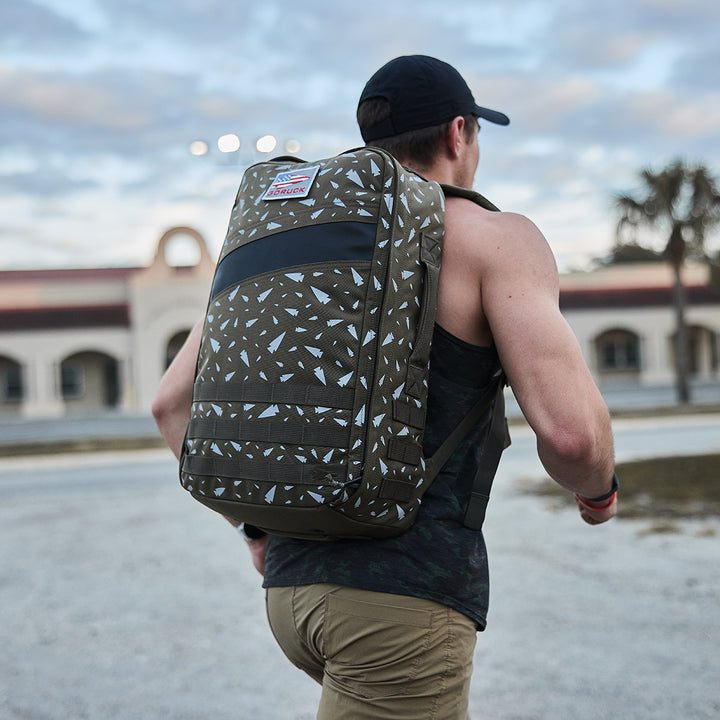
[0, 414, 719, 719]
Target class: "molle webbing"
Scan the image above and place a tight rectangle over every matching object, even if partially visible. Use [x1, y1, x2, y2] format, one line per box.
[187, 417, 351, 448]
[183, 455, 347, 486]
[192, 381, 355, 409]
[392, 399, 425, 429]
[387, 438, 422, 465]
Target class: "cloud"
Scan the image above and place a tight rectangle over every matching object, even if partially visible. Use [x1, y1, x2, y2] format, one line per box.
[480, 73, 604, 132]
[0, 0, 89, 51]
[669, 46, 720, 93]
[622, 91, 720, 141]
[1, 0, 718, 271]
[0, 68, 150, 134]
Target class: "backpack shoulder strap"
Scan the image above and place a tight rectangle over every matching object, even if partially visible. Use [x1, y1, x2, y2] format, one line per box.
[432, 184, 510, 529]
[463, 372, 511, 529]
[440, 184, 501, 212]
[423, 367, 510, 529]
[424, 366, 504, 477]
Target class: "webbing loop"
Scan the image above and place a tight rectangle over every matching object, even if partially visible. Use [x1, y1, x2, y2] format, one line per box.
[187, 418, 350, 448]
[182, 454, 347, 486]
[193, 381, 354, 409]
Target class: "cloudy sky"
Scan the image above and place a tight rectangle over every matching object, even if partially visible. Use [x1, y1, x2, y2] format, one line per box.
[1, 0, 718, 272]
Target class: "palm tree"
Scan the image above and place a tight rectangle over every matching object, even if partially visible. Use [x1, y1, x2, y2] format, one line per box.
[615, 161, 720, 403]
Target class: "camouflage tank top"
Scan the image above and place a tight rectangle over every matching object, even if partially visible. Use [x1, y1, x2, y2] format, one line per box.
[263, 323, 500, 629]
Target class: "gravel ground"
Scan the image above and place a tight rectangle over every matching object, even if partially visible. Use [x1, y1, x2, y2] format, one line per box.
[0, 419, 718, 720]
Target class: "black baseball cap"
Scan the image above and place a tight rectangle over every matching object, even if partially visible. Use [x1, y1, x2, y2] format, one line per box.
[359, 55, 510, 142]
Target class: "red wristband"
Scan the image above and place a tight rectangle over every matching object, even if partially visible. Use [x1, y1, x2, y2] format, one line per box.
[574, 492, 617, 512]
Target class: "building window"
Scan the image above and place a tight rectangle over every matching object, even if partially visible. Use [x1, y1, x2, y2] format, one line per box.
[596, 330, 641, 373]
[61, 364, 85, 399]
[60, 351, 121, 409]
[2, 365, 23, 402]
[671, 325, 719, 378]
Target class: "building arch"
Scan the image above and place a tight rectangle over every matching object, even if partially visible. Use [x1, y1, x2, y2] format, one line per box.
[594, 328, 642, 380]
[669, 324, 718, 379]
[165, 328, 192, 369]
[0, 354, 24, 413]
[60, 350, 121, 412]
[153, 226, 213, 270]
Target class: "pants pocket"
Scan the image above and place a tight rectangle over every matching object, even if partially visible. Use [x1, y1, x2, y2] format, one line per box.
[323, 589, 439, 699]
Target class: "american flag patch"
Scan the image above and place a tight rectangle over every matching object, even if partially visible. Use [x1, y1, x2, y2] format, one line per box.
[263, 165, 320, 201]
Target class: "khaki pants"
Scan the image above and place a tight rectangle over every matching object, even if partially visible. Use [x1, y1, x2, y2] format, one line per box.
[266, 584, 477, 720]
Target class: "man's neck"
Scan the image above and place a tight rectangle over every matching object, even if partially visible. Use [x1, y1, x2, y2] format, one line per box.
[402, 158, 467, 188]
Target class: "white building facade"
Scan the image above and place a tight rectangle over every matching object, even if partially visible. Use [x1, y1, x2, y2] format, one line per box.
[0, 227, 214, 418]
[561, 263, 719, 389]
[1, 228, 718, 418]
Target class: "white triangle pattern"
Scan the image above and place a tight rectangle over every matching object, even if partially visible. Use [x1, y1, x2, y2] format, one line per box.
[184, 150, 445, 528]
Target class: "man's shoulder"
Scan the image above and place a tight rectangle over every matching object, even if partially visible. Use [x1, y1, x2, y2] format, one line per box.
[444, 195, 543, 241]
[443, 195, 557, 281]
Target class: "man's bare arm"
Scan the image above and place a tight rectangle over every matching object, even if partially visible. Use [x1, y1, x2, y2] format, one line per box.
[479, 212, 616, 510]
[151, 319, 270, 566]
[151, 319, 203, 459]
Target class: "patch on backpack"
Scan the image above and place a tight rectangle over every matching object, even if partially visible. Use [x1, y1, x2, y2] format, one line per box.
[263, 165, 320, 200]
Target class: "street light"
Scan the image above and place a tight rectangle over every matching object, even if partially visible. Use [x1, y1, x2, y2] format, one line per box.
[218, 134, 241, 153]
[189, 140, 209, 156]
[256, 135, 277, 153]
[189, 135, 302, 164]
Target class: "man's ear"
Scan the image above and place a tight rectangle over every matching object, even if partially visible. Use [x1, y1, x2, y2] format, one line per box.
[446, 116, 466, 159]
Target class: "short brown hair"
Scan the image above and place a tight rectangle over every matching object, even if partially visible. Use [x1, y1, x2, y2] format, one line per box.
[357, 97, 476, 168]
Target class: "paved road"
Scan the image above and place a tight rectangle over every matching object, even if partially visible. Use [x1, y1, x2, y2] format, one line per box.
[1, 415, 719, 719]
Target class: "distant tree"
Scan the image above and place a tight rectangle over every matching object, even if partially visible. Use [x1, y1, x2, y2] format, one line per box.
[615, 160, 720, 403]
[599, 242, 664, 265]
[710, 252, 720, 293]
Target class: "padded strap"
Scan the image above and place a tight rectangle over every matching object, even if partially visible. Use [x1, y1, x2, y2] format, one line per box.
[405, 232, 443, 398]
[434, 184, 505, 529]
[425, 368, 504, 480]
[463, 375, 511, 530]
[440, 184, 500, 211]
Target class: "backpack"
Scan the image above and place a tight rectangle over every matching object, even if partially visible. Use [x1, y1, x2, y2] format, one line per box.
[179, 147, 508, 540]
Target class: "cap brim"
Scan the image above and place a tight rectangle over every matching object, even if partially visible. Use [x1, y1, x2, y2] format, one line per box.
[474, 105, 510, 126]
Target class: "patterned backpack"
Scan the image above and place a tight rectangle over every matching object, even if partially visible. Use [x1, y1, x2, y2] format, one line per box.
[180, 148, 507, 539]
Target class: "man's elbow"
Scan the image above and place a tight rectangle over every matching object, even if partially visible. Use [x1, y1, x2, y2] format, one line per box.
[542, 422, 611, 468]
[151, 387, 181, 433]
[151, 393, 164, 425]
[151, 392, 169, 433]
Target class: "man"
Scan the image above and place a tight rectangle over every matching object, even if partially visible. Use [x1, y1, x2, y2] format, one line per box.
[153, 55, 617, 720]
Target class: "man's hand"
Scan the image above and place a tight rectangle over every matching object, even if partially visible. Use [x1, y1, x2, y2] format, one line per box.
[224, 517, 268, 575]
[575, 493, 617, 525]
[246, 536, 268, 575]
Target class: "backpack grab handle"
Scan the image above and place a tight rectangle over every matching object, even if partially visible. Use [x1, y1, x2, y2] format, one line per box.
[404, 232, 443, 398]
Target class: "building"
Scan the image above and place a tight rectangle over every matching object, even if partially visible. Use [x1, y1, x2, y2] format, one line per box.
[0, 227, 214, 418]
[561, 262, 719, 388]
[1, 227, 719, 418]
